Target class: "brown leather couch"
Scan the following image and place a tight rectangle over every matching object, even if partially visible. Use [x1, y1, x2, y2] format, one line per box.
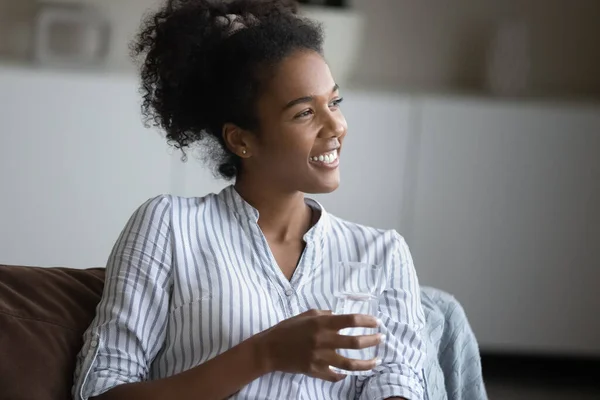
[0, 265, 105, 400]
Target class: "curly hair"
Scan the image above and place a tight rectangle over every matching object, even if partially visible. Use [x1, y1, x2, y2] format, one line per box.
[131, 0, 324, 180]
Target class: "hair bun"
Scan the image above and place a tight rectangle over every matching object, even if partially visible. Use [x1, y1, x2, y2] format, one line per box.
[223, 0, 299, 19]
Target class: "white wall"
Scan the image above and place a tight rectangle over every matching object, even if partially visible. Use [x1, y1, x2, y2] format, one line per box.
[0, 65, 175, 268]
[404, 96, 600, 355]
[2, 0, 600, 97]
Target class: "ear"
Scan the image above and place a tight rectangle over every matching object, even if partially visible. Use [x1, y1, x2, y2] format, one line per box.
[222, 123, 253, 158]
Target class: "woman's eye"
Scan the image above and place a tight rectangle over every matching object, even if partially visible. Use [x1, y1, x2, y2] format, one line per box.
[294, 98, 343, 119]
[295, 109, 313, 119]
[329, 97, 344, 109]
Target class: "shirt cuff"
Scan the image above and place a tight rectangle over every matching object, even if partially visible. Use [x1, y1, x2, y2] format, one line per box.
[73, 333, 141, 400]
[361, 371, 425, 400]
[364, 386, 424, 400]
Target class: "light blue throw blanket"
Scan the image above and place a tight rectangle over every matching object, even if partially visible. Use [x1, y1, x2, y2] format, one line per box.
[420, 287, 488, 400]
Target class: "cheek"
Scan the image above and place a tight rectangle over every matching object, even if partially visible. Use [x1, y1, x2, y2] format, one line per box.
[294, 134, 318, 161]
[271, 127, 316, 158]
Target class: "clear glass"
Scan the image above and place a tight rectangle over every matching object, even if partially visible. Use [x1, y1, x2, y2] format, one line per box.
[331, 261, 383, 376]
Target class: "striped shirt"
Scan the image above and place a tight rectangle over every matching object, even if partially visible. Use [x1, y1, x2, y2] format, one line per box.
[73, 185, 426, 400]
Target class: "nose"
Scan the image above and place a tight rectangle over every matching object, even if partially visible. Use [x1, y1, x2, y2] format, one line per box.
[321, 113, 347, 138]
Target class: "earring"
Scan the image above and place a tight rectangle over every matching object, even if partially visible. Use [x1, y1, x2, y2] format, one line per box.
[242, 149, 247, 155]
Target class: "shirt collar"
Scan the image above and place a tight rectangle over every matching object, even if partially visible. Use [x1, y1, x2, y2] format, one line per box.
[219, 185, 260, 222]
[218, 185, 330, 243]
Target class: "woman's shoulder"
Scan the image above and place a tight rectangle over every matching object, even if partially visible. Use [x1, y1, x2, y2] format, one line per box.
[324, 214, 412, 267]
[128, 192, 222, 226]
[138, 192, 219, 210]
[326, 213, 405, 244]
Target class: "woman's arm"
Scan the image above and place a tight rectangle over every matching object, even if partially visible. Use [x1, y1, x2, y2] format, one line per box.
[94, 310, 383, 400]
[93, 333, 269, 400]
[72, 196, 175, 400]
[76, 196, 267, 400]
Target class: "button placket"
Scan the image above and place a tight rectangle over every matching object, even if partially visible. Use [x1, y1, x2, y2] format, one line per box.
[286, 289, 304, 316]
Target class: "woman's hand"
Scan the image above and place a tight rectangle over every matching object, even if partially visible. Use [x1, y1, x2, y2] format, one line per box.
[258, 309, 382, 382]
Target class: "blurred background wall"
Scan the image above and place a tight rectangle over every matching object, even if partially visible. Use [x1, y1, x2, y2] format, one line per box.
[2, 0, 600, 97]
[1, 0, 599, 379]
[351, 0, 600, 97]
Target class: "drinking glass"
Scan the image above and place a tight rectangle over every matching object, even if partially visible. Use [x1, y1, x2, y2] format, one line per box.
[331, 261, 383, 375]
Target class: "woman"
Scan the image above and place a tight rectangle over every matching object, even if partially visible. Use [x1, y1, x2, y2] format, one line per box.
[73, 1, 485, 399]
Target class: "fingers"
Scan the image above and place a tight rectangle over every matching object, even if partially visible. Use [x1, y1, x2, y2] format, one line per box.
[316, 367, 347, 383]
[325, 314, 379, 330]
[323, 332, 383, 350]
[323, 351, 380, 373]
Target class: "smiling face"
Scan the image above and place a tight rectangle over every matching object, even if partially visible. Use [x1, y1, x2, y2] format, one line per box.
[228, 49, 348, 194]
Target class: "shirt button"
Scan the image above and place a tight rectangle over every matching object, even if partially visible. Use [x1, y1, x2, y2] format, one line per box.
[285, 289, 294, 297]
[90, 339, 98, 348]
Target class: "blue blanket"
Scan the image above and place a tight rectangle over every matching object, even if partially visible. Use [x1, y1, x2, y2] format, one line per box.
[421, 287, 488, 400]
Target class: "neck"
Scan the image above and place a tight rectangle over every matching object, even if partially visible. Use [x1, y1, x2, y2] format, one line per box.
[234, 176, 311, 242]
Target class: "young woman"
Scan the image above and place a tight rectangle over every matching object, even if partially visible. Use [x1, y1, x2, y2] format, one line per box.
[73, 1, 485, 399]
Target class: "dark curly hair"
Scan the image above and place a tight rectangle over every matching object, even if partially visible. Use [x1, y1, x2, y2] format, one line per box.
[131, 0, 324, 180]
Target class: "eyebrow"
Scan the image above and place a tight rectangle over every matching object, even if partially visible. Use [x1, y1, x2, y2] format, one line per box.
[282, 84, 340, 111]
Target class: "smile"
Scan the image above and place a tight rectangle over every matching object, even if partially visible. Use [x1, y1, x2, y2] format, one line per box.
[309, 150, 338, 164]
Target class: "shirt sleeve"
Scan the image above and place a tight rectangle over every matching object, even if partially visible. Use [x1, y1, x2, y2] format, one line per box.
[358, 232, 427, 400]
[72, 196, 173, 400]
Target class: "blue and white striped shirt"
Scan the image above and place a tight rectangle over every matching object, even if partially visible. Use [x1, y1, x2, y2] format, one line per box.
[73, 186, 426, 400]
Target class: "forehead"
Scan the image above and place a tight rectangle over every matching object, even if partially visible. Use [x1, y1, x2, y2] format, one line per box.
[264, 50, 336, 103]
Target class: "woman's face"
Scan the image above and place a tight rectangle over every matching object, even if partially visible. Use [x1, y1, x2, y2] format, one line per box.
[246, 49, 347, 194]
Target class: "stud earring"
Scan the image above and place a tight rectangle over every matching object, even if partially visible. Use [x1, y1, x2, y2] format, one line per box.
[242, 149, 247, 155]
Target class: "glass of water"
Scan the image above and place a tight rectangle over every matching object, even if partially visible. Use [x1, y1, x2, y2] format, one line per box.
[332, 261, 383, 375]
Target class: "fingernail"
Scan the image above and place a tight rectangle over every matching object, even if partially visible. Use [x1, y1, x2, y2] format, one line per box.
[374, 358, 382, 367]
[379, 334, 387, 343]
[376, 318, 383, 327]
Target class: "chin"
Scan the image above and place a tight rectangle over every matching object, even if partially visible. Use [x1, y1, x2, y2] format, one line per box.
[302, 179, 340, 195]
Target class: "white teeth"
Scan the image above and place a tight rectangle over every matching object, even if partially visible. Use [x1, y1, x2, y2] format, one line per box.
[311, 150, 338, 163]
